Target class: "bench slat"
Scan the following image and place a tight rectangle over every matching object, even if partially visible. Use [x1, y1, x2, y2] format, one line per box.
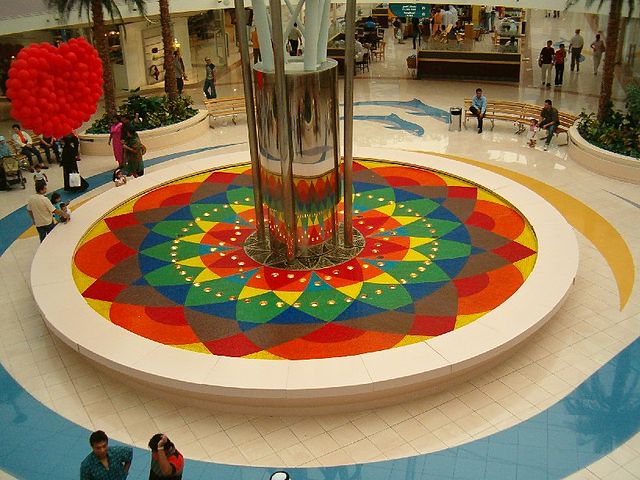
[204, 96, 247, 127]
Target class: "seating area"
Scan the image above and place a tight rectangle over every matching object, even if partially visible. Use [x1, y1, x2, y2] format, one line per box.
[203, 96, 246, 127]
[462, 98, 578, 144]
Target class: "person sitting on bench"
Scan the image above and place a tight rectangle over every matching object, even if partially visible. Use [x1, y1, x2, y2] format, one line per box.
[11, 124, 44, 171]
[538, 99, 560, 151]
[468, 88, 487, 134]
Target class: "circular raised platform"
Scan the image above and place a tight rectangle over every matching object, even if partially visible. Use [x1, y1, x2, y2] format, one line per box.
[568, 126, 640, 184]
[31, 148, 578, 414]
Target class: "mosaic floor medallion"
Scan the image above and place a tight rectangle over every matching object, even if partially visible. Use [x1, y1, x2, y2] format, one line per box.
[73, 159, 537, 360]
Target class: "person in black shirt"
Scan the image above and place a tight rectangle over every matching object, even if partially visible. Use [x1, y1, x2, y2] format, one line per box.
[538, 99, 560, 151]
[539, 40, 554, 87]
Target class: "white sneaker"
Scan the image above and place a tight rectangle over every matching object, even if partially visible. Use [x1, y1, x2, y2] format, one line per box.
[543, 144, 548, 151]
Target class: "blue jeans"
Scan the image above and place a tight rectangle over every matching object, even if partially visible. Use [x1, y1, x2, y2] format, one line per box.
[36, 222, 54, 242]
[543, 124, 557, 144]
[203, 79, 217, 99]
[21, 145, 43, 166]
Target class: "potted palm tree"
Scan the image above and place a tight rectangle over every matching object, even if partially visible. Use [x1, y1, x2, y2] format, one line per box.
[565, 0, 639, 182]
[159, 0, 178, 100]
[47, 0, 208, 156]
[571, 0, 637, 122]
[48, 0, 147, 120]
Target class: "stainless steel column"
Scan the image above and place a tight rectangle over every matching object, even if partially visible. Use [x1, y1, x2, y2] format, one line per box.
[233, 0, 265, 244]
[269, 0, 297, 261]
[254, 61, 340, 259]
[343, 0, 356, 247]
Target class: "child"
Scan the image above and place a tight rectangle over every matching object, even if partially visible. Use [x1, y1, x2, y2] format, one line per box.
[113, 168, 127, 187]
[528, 119, 539, 148]
[33, 164, 48, 185]
[51, 192, 68, 224]
[59, 202, 71, 220]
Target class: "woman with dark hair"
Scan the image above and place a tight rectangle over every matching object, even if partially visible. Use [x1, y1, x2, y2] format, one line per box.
[108, 114, 125, 168]
[122, 123, 145, 178]
[61, 133, 88, 192]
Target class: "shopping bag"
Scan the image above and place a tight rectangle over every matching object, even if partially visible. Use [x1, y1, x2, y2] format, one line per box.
[69, 172, 81, 187]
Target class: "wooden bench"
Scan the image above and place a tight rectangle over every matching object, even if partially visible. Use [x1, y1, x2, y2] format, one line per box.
[463, 99, 578, 145]
[203, 96, 246, 127]
[7, 133, 52, 169]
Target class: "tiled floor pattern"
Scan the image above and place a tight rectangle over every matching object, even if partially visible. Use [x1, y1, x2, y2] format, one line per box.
[70, 160, 538, 359]
[0, 8, 639, 480]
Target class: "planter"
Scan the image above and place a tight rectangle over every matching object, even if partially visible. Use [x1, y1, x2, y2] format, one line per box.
[568, 126, 640, 184]
[78, 110, 210, 157]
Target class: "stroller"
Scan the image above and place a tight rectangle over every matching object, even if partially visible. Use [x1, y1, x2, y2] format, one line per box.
[2, 156, 27, 189]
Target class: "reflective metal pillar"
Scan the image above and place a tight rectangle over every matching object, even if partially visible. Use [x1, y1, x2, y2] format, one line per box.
[253, 60, 341, 260]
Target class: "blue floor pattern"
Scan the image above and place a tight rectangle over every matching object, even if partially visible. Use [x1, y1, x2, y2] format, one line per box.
[0, 146, 638, 479]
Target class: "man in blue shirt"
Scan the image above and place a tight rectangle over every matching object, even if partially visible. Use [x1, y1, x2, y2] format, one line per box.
[469, 88, 487, 133]
[80, 430, 133, 480]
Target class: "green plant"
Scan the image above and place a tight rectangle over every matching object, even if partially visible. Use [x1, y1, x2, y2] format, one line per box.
[577, 81, 640, 159]
[625, 80, 640, 124]
[86, 92, 198, 134]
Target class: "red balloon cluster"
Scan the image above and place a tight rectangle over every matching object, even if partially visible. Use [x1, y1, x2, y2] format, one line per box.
[6, 38, 103, 138]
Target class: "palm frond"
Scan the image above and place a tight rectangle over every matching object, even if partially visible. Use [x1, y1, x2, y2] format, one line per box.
[566, 0, 637, 16]
[47, 0, 147, 24]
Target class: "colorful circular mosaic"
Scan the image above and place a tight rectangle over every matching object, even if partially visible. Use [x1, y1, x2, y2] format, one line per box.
[73, 159, 537, 360]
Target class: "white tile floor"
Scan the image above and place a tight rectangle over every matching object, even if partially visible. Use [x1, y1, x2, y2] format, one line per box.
[1, 8, 640, 479]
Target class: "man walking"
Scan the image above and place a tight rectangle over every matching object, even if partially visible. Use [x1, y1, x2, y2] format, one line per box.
[554, 43, 567, 86]
[469, 88, 487, 134]
[288, 23, 302, 56]
[173, 50, 186, 95]
[569, 28, 584, 72]
[80, 430, 132, 480]
[26, 180, 68, 242]
[539, 40, 554, 87]
[590, 34, 606, 75]
[538, 99, 560, 151]
[203, 57, 216, 99]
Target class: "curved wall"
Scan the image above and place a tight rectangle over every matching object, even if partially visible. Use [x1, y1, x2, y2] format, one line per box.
[568, 126, 640, 184]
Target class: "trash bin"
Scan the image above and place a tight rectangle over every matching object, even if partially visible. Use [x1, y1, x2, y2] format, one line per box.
[449, 107, 462, 131]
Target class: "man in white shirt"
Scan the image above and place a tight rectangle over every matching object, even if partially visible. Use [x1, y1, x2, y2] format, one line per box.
[27, 180, 68, 242]
[288, 23, 302, 56]
[569, 28, 584, 72]
[11, 124, 44, 170]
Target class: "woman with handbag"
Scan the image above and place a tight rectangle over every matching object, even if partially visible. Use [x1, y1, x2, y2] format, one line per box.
[61, 133, 88, 192]
[122, 123, 145, 178]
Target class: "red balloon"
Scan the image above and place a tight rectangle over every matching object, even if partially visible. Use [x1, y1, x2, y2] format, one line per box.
[12, 59, 27, 70]
[7, 37, 103, 136]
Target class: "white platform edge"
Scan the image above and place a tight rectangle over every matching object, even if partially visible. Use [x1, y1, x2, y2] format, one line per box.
[30, 148, 579, 409]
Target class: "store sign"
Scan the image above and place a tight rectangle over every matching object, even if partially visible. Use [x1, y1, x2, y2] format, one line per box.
[389, 3, 431, 18]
